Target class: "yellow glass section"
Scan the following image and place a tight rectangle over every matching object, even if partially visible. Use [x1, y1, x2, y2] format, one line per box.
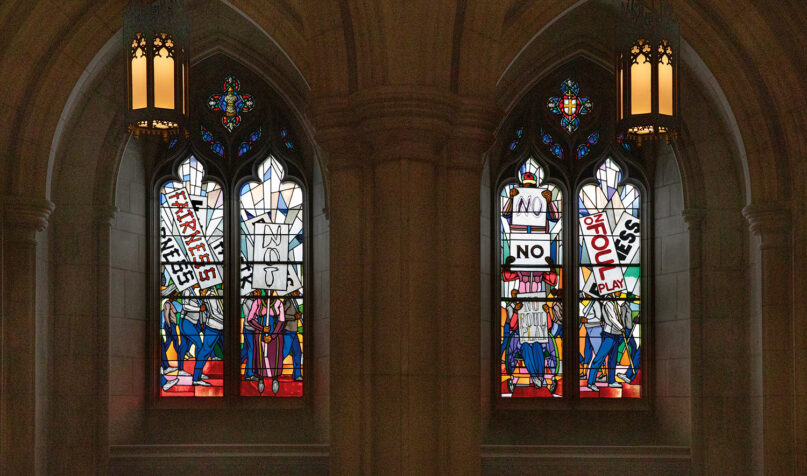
[131, 47, 147, 110]
[658, 53, 673, 116]
[154, 47, 175, 109]
[630, 53, 651, 115]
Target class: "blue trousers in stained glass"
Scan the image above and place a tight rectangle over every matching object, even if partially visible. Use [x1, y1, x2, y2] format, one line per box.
[241, 329, 255, 378]
[501, 326, 521, 375]
[582, 325, 603, 368]
[522, 342, 553, 380]
[177, 319, 203, 371]
[193, 326, 222, 382]
[621, 334, 641, 381]
[161, 321, 180, 370]
[282, 330, 302, 380]
[587, 331, 621, 386]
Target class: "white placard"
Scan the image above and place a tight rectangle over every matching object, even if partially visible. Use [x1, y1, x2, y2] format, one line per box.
[163, 188, 222, 289]
[251, 223, 289, 290]
[579, 212, 626, 295]
[509, 233, 552, 267]
[159, 224, 197, 292]
[517, 292, 549, 344]
[613, 214, 641, 265]
[511, 187, 548, 228]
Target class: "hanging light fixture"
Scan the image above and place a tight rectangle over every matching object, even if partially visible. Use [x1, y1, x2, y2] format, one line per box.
[124, 0, 189, 139]
[615, 0, 679, 144]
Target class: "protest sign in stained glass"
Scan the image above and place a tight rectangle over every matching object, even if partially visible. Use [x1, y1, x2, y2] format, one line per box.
[158, 157, 225, 397]
[578, 158, 641, 398]
[499, 158, 564, 398]
[239, 156, 304, 397]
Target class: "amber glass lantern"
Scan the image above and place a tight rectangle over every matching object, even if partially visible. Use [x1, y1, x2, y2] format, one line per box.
[124, 0, 189, 139]
[615, 0, 679, 144]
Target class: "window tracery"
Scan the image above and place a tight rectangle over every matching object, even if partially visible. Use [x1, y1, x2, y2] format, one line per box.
[496, 64, 646, 400]
[155, 64, 307, 399]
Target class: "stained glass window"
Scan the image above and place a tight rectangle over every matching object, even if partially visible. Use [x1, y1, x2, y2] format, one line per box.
[496, 66, 646, 401]
[499, 158, 563, 397]
[208, 76, 255, 132]
[576, 130, 600, 160]
[200, 124, 224, 157]
[155, 66, 308, 401]
[239, 157, 304, 396]
[539, 128, 564, 160]
[577, 158, 641, 398]
[547, 79, 592, 134]
[238, 127, 262, 157]
[159, 157, 225, 396]
[280, 127, 295, 151]
[508, 127, 524, 152]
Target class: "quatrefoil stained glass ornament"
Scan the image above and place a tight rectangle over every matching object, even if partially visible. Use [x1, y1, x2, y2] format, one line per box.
[207, 76, 255, 132]
[547, 79, 593, 135]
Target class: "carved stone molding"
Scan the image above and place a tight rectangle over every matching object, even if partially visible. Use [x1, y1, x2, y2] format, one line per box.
[350, 86, 458, 163]
[308, 96, 363, 171]
[311, 90, 500, 170]
[449, 96, 502, 170]
[3, 195, 55, 234]
[681, 207, 706, 231]
[742, 201, 791, 234]
[94, 205, 119, 227]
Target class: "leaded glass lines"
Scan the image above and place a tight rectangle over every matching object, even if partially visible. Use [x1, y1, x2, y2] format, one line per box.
[159, 157, 225, 397]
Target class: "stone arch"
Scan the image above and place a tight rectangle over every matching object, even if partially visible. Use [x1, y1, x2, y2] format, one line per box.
[38, 6, 329, 473]
[484, 2, 755, 472]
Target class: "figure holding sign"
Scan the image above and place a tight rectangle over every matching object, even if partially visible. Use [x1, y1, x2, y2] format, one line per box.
[252, 223, 290, 291]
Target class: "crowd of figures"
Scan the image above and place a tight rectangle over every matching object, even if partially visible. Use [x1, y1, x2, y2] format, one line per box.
[159, 286, 303, 396]
[241, 291, 303, 395]
[499, 158, 642, 398]
[499, 284, 642, 397]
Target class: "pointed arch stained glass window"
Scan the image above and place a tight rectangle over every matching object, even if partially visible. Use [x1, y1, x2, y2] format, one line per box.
[159, 157, 225, 396]
[499, 158, 564, 397]
[155, 64, 310, 400]
[239, 157, 305, 397]
[578, 159, 641, 398]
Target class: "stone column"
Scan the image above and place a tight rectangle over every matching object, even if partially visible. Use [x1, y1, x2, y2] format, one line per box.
[440, 98, 498, 471]
[314, 89, 497, 474]
[682, 207, 705, 476]
[743, 201, 796, 474]
[310, 96, 368, 474]
[1, 195, 54, 475]
[93, 205, 117, 474]
[355, 87, 453, 474]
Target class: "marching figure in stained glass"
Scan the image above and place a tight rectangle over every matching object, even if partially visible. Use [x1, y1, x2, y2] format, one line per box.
[577, 159, 642, 398]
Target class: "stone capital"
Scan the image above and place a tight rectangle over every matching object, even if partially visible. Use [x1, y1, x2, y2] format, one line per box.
[742, 201, 792, 248]
[94, 205, 119, 227]
[681, 207, 707, 232]
[350, 86, 457, 164]
[3, 195, 55, 235]
[308, 96, 364, 171]
[448, 96, 501, 170]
